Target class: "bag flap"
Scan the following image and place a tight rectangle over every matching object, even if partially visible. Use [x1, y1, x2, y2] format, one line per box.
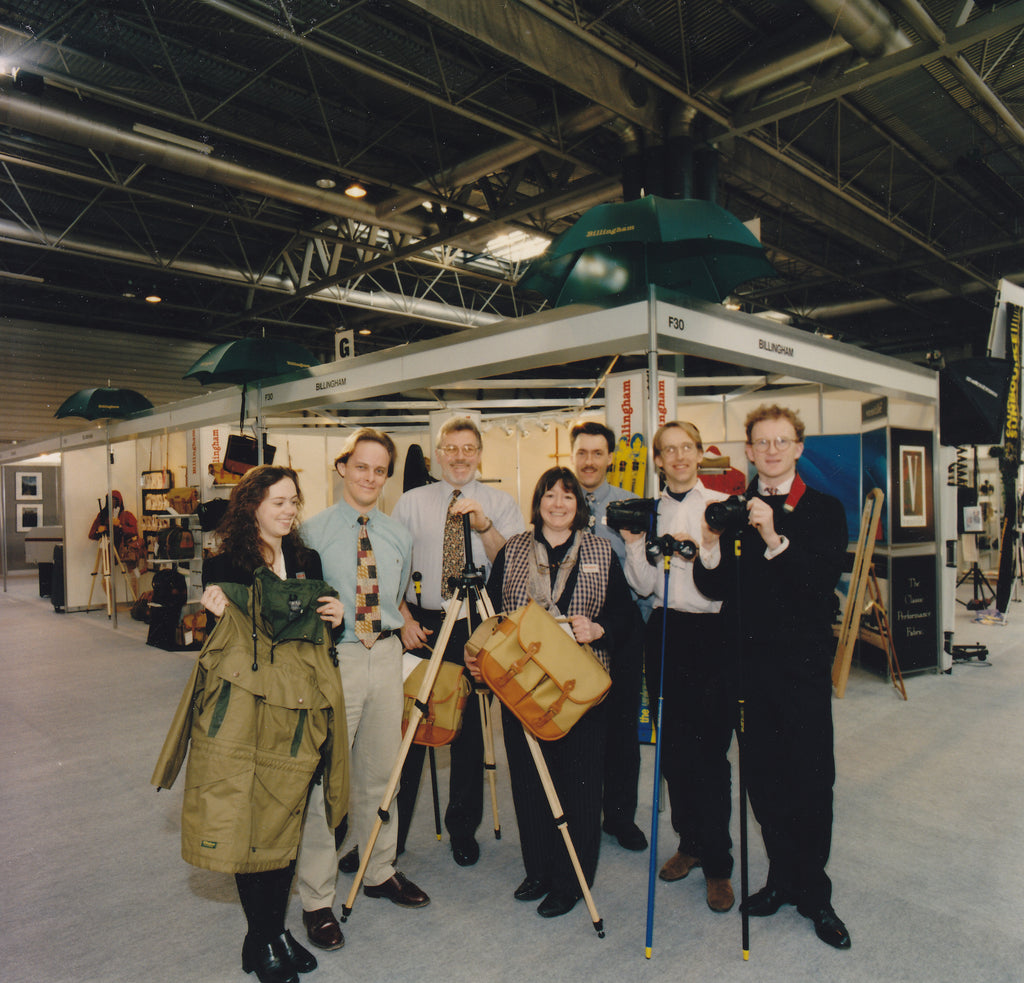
[404, 659, 469, 703]
[513, 601, 611, 702]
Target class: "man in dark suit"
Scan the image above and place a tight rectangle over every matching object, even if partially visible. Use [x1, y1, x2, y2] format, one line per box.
[694, 404, 851, 950]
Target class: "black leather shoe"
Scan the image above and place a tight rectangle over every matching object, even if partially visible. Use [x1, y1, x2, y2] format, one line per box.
[740, 885, 793, 917]
[273, 932, 317, 973]
[338, 846, 359, 874]
[451, 835, 480, 867]
[513, 877, 549, 901]
[301, 908, 345, 951]
[799, 903, 852, 949]
[241, 935, 299, 983]
[537, 890, 581, 918]
[363, 871, 431, 908]
[602, 821, 648, 851]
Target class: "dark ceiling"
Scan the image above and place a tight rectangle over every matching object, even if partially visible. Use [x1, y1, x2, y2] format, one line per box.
[3, 0, 1024, 386]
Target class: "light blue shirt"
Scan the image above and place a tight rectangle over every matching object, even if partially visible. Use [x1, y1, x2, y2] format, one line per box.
[584, 480, 651, 619]
[302, 499, 412, 645]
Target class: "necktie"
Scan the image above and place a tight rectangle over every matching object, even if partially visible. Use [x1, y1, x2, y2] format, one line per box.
[441, 489, 464, 600]
[586, 491, 596, 529]
[765, 486, 779, 496]
[355, 515, 382, 648]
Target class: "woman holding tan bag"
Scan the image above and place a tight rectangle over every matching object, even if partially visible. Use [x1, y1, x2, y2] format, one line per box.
[467, 467, 633, 919]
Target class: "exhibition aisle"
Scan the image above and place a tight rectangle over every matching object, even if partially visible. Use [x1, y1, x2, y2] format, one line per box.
[1, 571, 1021, 983]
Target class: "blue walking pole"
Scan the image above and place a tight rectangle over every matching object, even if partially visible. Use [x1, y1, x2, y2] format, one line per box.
[644, 553, 672, 958]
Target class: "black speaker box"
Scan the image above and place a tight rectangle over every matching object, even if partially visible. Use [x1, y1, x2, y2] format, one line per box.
[939, 358, 1014, 446]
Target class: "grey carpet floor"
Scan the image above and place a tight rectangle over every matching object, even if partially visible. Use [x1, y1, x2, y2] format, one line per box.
[2, 569, 1022, 983]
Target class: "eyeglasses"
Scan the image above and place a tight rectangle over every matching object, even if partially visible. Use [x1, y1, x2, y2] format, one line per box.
[439, 443, 480, 456]
[659, 442, 698, 457]
[750, 437, 796, 452]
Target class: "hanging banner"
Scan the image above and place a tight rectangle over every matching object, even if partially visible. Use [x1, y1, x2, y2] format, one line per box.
[605, 370, 677, 493]
[605, 370, 677, 442]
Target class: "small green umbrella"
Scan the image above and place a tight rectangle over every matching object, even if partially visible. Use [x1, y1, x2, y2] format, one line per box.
[183, 337, 318, 386]
[54, 387, 153, 420]
[54, 386, 153, 630]
[518, 196, 777, 307]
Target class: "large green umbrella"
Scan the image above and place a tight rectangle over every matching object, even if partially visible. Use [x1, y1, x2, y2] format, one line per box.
[183, 337, 318, 386]
[184, 337, 319, 466]
[518, 196, 776, 307]
[54, 387, 153, 420]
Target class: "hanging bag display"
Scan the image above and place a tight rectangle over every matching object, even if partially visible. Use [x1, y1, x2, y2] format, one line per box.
[401, 659, 471, 747]
[465, 600, 611, 741]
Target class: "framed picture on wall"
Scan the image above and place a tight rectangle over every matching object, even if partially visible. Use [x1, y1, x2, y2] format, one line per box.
[17, 471, 42, 500]
[17, 503, 41, 531]
[890, 428, 934, 543]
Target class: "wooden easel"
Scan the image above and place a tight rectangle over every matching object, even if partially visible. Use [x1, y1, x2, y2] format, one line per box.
[832, 489, 906, 700]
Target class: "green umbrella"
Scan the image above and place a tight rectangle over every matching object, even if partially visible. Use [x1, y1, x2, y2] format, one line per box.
[518, 196, 777, 307]
[183, 337, 318, 386]
[54, 386, 153, 630]
[54, 387, 153, 420]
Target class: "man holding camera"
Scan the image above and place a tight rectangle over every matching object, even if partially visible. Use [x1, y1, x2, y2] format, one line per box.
[619, 421, 736, 913]
[393, 417, 524, 867]
[693, 404, 850, 949]
[570, 421, 647, 852]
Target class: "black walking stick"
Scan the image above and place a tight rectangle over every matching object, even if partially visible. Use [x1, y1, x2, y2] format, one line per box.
[413, 571, 443, 842]
[458, 512, 501, 841]
[644, 551, 672, 958]
[733, 528, 750, 961]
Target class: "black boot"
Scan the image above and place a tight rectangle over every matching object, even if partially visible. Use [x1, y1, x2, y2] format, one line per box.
[241, 934, 298, 983]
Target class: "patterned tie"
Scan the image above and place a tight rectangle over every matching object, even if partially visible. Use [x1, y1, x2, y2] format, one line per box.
[355, 515, 382, 648]
[586, 491, 596, 529]
[765, 486, 779, 496]
[441, 489, 464, 600]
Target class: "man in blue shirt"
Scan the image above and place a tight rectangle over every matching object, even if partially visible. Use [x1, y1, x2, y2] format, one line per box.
[571, 421, 647, 852]
[296, 429, 430, 955]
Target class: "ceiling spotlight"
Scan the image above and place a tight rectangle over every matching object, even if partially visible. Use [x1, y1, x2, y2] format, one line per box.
[315, 176, 337, 189]
[145, 291, 162, 304]
[358, 328, 371, 336]
[345, 182, 367, 198]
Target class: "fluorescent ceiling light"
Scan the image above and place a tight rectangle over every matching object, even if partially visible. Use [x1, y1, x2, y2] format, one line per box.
[485, 230, 550, 263]
[133, 123, 212, 155]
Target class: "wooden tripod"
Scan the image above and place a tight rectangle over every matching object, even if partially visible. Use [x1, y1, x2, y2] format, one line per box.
[87, 533, 138, 616]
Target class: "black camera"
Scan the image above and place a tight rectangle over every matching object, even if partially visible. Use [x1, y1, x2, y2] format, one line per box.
[605, 498, 698, 564]
[704, 495, 749, 533]
[605, 497, 658, 536]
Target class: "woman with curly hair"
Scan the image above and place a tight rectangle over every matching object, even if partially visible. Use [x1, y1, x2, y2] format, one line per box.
[201, 465, 344, 983]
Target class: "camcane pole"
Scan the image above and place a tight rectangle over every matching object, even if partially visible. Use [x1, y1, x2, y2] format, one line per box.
[644, 553, 671, 958]
[413, 571, 443, 841]
[340, 578, 472, 922]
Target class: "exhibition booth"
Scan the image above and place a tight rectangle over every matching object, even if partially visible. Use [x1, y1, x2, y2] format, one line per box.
[0, 287, 950, 677]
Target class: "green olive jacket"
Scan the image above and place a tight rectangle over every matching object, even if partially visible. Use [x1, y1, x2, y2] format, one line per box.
[151, 567, 349, 874]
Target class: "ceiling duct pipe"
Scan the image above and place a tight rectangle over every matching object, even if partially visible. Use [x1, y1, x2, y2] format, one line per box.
[609, 118, 645, 201]
[665, 104, 699, 200]
[0, 79, 428, 238]
[0, 218, 501, 330]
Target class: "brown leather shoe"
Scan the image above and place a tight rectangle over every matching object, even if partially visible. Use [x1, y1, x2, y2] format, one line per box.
[658, 851, 701, 882]
[362, 871, 430, 908]
[706, 876, 735, 912]
[302, 907, 345, 951]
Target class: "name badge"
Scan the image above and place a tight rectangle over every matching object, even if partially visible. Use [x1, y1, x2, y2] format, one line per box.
[581, 562, 599, 573]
